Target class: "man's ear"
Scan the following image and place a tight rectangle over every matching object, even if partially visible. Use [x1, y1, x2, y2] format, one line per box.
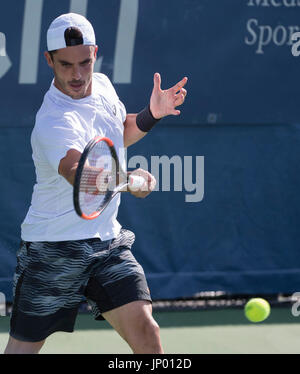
[44, 51, 54, 68]
[94, 45, 98, 58]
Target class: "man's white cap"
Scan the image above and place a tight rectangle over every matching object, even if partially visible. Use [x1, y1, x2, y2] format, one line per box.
[47, 13, 96, 51]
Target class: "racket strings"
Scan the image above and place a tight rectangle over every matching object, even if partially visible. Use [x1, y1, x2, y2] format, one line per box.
[79, 141, 115, 215]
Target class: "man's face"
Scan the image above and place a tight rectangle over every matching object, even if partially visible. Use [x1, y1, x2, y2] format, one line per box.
[45, 45, 98, 100]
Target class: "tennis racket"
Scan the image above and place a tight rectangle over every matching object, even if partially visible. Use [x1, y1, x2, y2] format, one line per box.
[73, 136, 145, 220]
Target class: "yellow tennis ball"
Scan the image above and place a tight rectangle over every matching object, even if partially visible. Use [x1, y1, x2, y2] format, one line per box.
[244, 298, 270, 323]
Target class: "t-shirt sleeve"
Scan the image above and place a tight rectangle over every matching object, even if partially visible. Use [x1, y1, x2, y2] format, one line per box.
[34, 119, 85, 172]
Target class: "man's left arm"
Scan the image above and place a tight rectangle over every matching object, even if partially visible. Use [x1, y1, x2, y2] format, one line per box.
[123, 73, 188, 148]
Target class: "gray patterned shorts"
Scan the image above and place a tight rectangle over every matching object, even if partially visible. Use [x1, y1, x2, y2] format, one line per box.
[10, 229, 151, 342]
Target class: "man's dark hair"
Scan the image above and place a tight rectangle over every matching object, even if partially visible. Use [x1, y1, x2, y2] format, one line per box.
[49, 50, 57, 61]
[64, 27, 83, 46]
[48, 27, 84, 61]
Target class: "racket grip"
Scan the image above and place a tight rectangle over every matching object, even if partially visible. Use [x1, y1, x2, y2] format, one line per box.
[128, 175, 145, 190]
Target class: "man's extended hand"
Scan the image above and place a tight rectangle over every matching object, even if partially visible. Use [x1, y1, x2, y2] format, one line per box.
[149, 73, 188, 120]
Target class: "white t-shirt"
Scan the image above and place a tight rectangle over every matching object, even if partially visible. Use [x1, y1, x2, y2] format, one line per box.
[21, 73, 127, 242]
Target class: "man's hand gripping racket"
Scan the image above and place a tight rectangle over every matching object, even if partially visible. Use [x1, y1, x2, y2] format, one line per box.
[73, 136, 154, 220]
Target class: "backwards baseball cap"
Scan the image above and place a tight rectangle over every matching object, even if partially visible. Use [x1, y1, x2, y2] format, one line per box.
[47, 13, 96, 51]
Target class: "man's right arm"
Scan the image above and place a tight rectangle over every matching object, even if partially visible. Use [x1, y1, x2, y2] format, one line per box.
[58, 149, 82, 186]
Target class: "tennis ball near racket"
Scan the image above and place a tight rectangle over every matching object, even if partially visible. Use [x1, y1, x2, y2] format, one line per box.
[244, 298, 270, 323]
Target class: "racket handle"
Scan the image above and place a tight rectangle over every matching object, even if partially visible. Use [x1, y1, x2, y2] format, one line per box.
[128, 175, 145, 190]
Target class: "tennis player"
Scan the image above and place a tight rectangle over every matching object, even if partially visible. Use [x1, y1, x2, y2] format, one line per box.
[4, 13, 187, 354]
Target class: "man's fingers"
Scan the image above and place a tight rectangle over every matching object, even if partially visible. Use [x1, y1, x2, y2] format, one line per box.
[170, 109, 181, 116]
[174, 95, 185, 107]
[175, 88, 187, 99]
[174, 88, 187, 107]
[130, 168, 156, 194]
[153, 72, 161, 92]
[180, 88, 187, 97]
[148, 174, 157, 191]
[172, 76, 188, 93]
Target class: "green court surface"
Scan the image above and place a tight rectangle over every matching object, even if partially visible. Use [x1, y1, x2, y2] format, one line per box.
[0, 307, 299, 354]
